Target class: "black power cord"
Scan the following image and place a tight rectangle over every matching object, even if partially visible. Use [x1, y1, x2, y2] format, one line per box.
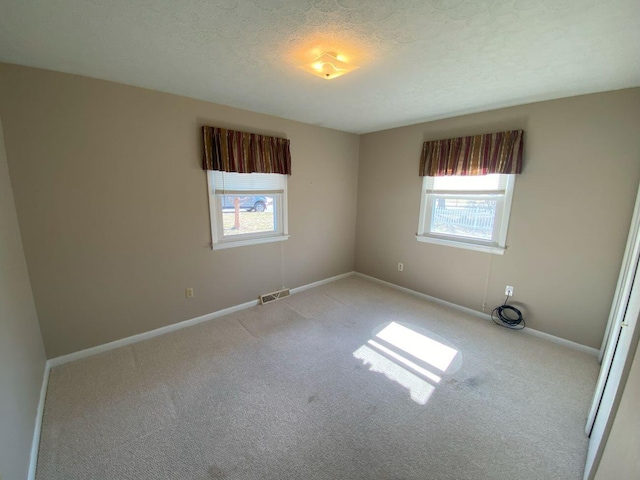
[491, 294, 524, 330]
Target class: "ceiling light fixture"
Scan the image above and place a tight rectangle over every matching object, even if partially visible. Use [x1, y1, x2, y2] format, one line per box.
[300, 52, 359, 80]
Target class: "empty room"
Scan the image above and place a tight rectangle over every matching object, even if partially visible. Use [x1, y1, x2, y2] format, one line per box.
[1, 1, 640, 479]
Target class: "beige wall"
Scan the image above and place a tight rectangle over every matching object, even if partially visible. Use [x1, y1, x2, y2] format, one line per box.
[356, 89, 640, 348]
[0, 115, 47, 479]
[594, 338, 640, 479]
[0, 63, 360, 358]
[2, 61, 638, 358]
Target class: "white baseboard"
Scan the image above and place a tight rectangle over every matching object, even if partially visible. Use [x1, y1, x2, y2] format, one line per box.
[355, 272, 600, 357]
[48, 299, 259, 368]
[50, 269, 594, 365]
[31, 270, 355, 477]
[48, 271, 355, 368]
[519, 327, 599, 356]
[28, 360, 50, 480]
[290, 271, 354, 294]
[32, 268, 596, 477]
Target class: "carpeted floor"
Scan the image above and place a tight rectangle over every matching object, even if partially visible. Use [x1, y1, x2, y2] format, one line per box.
[36, 275, 599, 480]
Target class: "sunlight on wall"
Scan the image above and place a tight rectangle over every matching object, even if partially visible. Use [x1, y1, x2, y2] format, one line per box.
[353, 322, 459, 406]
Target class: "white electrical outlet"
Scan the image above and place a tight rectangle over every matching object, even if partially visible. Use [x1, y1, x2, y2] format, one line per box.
[505, 285, 514, 296]
[185, 288, 194, 299]
[398, 263, 404, 271]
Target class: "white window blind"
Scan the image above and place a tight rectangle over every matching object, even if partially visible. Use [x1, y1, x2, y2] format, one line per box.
[430, 174, 507, 193]
[213, 171, 286, 194]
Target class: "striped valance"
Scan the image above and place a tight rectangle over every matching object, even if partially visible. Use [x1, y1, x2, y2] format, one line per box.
[419, 130, 524, 176]
[202, 126, 291, 175]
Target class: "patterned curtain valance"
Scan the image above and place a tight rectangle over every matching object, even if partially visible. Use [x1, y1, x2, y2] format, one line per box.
[202, 126, 291, 175]
[419, 130, 524, 177]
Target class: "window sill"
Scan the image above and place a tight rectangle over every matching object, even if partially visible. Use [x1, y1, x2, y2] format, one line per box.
[212, 235, 289, 251]
[416, 235, 505, 255]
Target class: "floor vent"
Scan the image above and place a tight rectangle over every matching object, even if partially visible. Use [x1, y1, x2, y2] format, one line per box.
[259, 288, 291, 305]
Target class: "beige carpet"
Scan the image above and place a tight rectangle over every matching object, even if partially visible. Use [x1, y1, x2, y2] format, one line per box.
[36, 275, 599, 479]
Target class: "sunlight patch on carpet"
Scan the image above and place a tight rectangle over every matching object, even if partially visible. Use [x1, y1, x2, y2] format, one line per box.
[353, 344, 436, 405]
[353, 322, 461, 405]
[376, 322, 458, 372]
[367, 339, 442, 384]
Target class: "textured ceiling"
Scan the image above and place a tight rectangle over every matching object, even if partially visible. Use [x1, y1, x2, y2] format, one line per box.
[0, 0, 639, 133]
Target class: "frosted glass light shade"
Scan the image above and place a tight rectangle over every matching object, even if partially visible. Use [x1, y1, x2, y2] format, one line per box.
[300, 52, 359, 80]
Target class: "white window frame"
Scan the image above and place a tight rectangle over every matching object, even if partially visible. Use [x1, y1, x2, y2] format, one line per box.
[207, 171, 289, 250]
[416, 174, 515, 255]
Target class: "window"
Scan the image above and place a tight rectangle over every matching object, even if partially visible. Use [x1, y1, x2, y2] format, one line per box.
[416, 174, 515, 254]
[207, 171, 288, 250]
